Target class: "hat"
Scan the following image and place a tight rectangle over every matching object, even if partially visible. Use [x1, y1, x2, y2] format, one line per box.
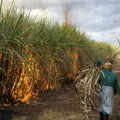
[104, 62, 112, 70]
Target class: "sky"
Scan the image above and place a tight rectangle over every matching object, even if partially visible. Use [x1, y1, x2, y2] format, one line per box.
[3, 0, 120, 46]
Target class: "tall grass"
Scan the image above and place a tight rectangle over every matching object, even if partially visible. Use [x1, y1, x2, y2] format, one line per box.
[0, 1, 119, 105]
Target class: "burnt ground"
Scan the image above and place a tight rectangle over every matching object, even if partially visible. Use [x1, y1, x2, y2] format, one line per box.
[0, 81, 120, 120]
[0, 82, 85, 120]
[0, 61, 120, 120]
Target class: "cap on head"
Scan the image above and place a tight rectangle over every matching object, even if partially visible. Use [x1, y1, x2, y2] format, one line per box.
[104, 62, 112, 70]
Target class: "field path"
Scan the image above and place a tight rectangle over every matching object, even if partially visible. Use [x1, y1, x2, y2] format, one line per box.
[1, 82, 120, 120]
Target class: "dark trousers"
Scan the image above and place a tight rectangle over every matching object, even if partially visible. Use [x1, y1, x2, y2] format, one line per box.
[100, 112, 109, 120]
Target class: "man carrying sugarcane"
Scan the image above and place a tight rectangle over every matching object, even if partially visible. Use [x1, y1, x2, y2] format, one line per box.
[98, 62, 119, 120]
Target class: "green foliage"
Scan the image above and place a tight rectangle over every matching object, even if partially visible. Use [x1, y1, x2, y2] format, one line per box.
[0, 1, 119, 74]
[0, 0, 119, 97]
[0, 1, 119, 73]
[91, 42, 119, 61]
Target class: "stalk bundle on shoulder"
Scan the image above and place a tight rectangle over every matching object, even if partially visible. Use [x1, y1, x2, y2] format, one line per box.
[74, 63, 102, 113]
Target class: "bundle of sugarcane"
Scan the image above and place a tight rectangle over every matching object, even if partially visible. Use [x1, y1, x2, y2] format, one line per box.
[74, 63, 102, 114]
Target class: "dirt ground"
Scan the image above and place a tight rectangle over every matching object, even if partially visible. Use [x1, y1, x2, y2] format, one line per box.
[0, 61, 120, 120]
[0, 81, 120, 120]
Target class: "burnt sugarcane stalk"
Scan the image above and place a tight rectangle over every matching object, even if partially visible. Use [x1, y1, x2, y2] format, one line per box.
[75, 63, 102, 114]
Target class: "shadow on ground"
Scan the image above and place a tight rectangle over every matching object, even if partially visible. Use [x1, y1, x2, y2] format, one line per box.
[0, 109, 13, 120]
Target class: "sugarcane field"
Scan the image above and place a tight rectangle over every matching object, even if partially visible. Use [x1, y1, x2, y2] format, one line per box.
[0, 1, 120, 120]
